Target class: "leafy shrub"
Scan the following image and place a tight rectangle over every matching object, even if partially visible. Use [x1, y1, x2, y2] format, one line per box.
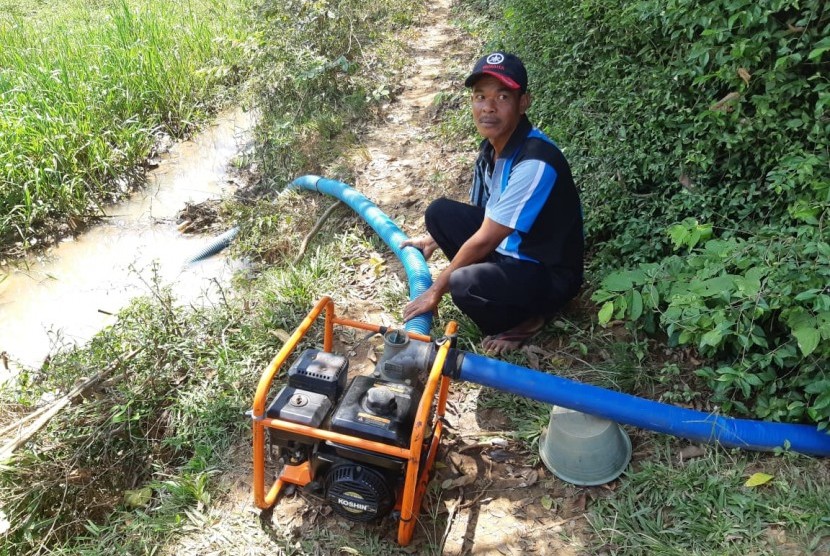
[495, 0, 828, 263]
[497, 0, 828, 265]
[592, 220, 830, 429]
[490, 0, 829, 426]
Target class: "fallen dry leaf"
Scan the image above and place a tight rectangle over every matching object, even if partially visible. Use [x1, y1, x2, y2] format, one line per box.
[745, 472, 774, 487]
[520, 469, 539, 487]
[710, 91, 741, 112]
[442, 474, 475, 490]
[269, 328, 291, 343]
[570, 492, 587, 514]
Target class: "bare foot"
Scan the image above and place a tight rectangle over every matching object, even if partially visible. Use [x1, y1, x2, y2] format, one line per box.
[481, 316, 545, 356]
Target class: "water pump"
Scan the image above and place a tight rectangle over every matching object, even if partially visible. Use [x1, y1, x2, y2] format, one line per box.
[251, 297, 458, 546]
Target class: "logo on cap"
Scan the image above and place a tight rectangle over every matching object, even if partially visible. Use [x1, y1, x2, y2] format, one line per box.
[486, 53, 505, 64]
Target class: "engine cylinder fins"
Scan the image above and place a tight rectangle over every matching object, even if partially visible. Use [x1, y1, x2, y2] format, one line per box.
[324, 463, 395, 522]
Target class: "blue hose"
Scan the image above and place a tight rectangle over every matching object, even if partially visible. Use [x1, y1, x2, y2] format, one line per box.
[456, 353, 830, 456]
[290, 175, 433, 335]
[290, 173, 829, 455]
[185, 226, 240, 265]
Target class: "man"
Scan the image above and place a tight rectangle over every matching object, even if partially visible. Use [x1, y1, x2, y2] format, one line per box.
[401, 52, 584, 354]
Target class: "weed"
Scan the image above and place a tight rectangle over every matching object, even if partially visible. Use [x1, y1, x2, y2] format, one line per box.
[0, 268, 275, 554]
[0, 2, 424, 552]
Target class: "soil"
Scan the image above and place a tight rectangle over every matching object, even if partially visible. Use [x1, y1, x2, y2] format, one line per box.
[165, 1, 611, 554]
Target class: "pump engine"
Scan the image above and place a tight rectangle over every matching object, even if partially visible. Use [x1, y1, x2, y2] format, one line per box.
[264, 329, 434, 522]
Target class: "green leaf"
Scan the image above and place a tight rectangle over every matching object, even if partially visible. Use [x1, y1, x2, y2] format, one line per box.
[745, 267, 766, 283]
[598, 301, 614, 325]
[794, 289, 821, 301]
[124, 487, 153, 508]
[644, 284, 660, 308]
[540, 495, 553, 510]
[805, 380, 830, 395]
[812, 393, 830, 411]
[744, 373, 763, 386]
[699, 276, 735, 297]
[701, 327, 724, 348]
[792, 326, 819, 357]
[735, 268, 763, 297]
[603, 272, 634, 292]
[818, 311, 830, 339]
[789, 200, 820, 224]
[668, 223, 690, 249]
[808, 36, 830, 61]
[630, 290, 643, 320]
[591, 289, 617, 303]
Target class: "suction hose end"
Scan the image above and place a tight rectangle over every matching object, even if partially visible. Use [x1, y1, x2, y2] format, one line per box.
[437, 348, 465, 380]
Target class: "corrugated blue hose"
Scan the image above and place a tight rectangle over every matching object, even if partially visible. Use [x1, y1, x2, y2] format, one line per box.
[290, 175, 433, 335]
[457, 353, 830, 456]
[184, 226, 240, 265]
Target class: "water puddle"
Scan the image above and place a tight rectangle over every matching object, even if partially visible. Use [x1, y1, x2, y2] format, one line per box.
[0, 108, 254, 382]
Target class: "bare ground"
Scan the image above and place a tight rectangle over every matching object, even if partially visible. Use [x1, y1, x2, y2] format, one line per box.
[165, 2, 618, 554]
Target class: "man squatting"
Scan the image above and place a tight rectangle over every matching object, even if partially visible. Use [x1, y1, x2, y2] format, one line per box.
[400, 52, 584, 355]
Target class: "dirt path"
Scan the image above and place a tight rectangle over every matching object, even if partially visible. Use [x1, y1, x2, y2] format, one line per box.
[166, 2, 595, 554]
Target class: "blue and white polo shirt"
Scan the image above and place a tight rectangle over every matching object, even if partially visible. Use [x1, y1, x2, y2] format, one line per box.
[471, 116, 584, 277]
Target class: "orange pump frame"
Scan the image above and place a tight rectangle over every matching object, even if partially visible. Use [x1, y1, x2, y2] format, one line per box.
[252, 296, 456, 546]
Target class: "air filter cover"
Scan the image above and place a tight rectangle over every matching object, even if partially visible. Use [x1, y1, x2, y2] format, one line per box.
[325, 463, 394, 522]
[287, 349, 348, 400]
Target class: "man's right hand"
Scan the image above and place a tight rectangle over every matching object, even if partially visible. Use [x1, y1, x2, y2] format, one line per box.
[403, 285, 442, 322]
[400, 234, 438, 261]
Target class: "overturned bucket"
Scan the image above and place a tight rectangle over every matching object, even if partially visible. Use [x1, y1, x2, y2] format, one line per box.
[539, 406, 631, 486]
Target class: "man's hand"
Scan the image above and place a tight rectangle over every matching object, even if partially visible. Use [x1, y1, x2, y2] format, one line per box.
[400, 234, 438, 261]
[403, 286, 442, 322]
[401, 218, 512, 323]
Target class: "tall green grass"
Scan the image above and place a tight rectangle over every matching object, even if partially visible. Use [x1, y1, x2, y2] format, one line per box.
[0, 0, 247, 250]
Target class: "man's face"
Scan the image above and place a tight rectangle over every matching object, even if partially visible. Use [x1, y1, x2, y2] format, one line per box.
[471, 75, 530, 151]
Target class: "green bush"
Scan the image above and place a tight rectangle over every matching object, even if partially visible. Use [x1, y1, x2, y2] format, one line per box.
[497, 0, 828, 264]
[592, 219, 830, 428]
[490, 0, 829, 426]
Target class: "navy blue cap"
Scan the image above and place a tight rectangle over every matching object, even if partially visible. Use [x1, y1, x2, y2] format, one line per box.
[464, 52, 528, 93]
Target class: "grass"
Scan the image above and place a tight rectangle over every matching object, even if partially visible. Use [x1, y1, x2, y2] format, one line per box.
[241, 0, 419, 192]
[0, 0, 419, 537]
[465, 299, 830, 555]
[0, 0, 248, 253]
[585, 443, 830, 555]
[0, 260, 314, 554]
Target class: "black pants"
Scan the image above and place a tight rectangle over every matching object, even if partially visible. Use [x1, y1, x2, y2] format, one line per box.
[425, 197, 579, 336]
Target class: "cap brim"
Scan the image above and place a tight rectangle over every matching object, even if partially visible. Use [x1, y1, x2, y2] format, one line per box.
[464, 71, 521, 90]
